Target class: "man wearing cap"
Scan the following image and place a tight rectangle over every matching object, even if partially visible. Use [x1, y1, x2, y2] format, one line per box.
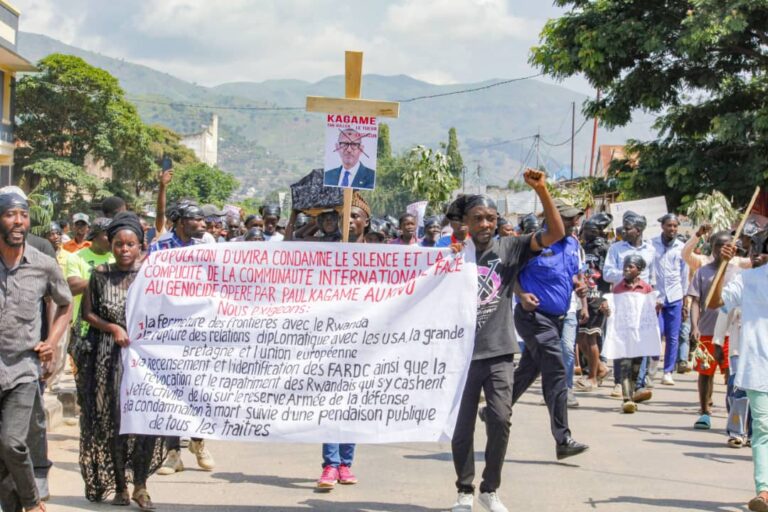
[259, 205, 284, 242]
[420, 217, 442, 247]
[63, 214, 91, 253]
[511, 198, 588, 444]
[603, 211, 657, 396]
[0, 189, 72, 512]
[148, 200, 215, 475]
[42, 223, 69, 272]
[652, 214, 688, 386]
[149, 202, 207, 254]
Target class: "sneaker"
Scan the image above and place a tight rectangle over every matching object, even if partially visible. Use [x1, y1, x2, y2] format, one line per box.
[451, 492, 473, 512]
[622, 400, 637, 414]
[157, 449, 184, 475]
[610, 383, 623, 398]
[337, 464, 357, 484]
[632, 388, 652, 403]
[478, 491, 508, 512]
[661, 373, 675, 386]
[317, 466, 339, 489]
[567, 389, 579, 408]
[189, 440, 215, 471]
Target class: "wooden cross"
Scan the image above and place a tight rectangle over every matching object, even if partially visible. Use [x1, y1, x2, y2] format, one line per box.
[306, 51, 400, 242]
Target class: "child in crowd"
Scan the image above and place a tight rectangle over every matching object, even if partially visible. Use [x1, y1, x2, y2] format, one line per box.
[609, 254, 655, 413]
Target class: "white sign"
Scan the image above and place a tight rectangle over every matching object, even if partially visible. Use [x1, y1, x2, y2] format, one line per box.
[610, 196, 669, 236]
[602, 292, 661, 360]
[407, 201, 429, 228]
[121, 242, 477, 443]
[322, 114, 378, 190]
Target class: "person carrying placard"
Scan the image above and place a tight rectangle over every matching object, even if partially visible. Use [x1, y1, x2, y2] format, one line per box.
[448, 169, 564, 512]
[608, 255, 656, 413]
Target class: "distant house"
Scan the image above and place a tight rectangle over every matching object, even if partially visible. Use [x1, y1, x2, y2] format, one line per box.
[0, 1, 35, 186]
[594, 144, 636, 177]
[181, 114, 218, 166]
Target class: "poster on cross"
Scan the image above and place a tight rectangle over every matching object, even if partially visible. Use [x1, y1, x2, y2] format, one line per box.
[120, 242, 477, 443]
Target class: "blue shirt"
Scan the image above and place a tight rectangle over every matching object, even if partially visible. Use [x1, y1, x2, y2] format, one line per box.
[651, 235, 688, 304]
[603, 240, 656, 287]
[518, 236, 580, 316]
[148, 230, 202, 254]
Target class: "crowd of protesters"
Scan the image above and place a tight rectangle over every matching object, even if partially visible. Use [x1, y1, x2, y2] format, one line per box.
[0, 161, 766, 512]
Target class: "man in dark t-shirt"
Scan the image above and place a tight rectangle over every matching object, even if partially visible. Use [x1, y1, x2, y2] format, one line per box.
[449, 169, 565, 512]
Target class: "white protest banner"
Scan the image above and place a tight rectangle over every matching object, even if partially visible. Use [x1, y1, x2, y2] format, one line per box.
[322, 114, 378, 190]
[601, 292, 661, 360]
[407, 201, 429, 228]
[610, 196, 669, 237]
[121, 242, 476, 443]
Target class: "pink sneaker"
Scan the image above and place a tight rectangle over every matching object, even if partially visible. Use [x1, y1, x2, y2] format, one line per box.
[317, 466, 339, 489]
[338, 464, 358, 485]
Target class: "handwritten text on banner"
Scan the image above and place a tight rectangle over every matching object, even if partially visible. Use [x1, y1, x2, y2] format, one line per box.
[121, 242, 477, 443]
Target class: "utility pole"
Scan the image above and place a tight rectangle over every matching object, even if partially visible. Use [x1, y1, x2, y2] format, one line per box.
[535, 127, 541, 169]
[570, 101, 575, 180]
[588, 89, 601, 178]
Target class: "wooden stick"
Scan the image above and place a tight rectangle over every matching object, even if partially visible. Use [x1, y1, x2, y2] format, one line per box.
[704, 186, 761, 309]
[341, 188, 353, 242]
[340, 51, 363, 244]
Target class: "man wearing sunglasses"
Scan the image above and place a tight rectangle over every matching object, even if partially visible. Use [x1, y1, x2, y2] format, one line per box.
[323, 128, 376, 190]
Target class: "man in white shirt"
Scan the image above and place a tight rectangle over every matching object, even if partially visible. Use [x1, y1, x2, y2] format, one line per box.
[713, 231, 768, 512]
[652, 214, 688, 385]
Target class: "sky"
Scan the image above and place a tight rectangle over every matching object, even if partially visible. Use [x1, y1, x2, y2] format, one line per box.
[14, 0, 591, 93]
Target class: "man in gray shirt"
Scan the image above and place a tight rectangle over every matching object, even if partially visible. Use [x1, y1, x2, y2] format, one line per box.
[0, 191, 72, 512]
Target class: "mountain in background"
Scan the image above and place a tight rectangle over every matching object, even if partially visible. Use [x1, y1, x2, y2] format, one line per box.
[18, 32, 656, 199]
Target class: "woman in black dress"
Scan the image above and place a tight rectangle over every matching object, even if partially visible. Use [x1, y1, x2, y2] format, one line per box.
[79, 212, 164, 510]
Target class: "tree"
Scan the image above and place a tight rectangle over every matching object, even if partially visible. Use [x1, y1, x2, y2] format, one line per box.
[402, 145, 460, 214]
[531, 1, 768, 210]
[365, 153, 416, 216]
[445, 127, 464, 179]
[377, 123, 392, 162]
[15, 54, 155, 195]
[21, 158, 106, 215]
[166, 163, 239, 205]
[146, 124, 199, 167]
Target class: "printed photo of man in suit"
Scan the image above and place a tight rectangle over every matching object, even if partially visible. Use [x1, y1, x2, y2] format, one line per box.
[323, 128, 376, 190]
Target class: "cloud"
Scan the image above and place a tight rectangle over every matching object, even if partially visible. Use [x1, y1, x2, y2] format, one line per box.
[13, 0, 571, 89]
[386, 0, 538, 41]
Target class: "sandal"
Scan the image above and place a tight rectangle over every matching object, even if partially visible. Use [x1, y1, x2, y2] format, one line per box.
[596, 365, 610, 386]
[694, 414, 711, 430]
[749, 492, 768, 512]
[112, 490, 130, 506]
[132, 489, 156, 511]
[727, 437, 743, 448]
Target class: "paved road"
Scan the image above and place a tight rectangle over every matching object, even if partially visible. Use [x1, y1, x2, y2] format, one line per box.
[47, 371, 752, 511]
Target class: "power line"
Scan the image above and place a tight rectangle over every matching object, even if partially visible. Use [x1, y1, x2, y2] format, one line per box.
[539, 118, 589, 147]
[121, 72, 545, 111]
[396, 73, 543, 103]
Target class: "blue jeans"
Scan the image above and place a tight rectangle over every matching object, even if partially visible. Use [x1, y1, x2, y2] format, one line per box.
[322, 443, 355, 468]
[658, 300, 683, 373]
[560, 311, 577, 389]
[678, 318, 691, 363]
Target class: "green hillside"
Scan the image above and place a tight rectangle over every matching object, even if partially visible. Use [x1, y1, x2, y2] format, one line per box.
[17, 32, 656, 199]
